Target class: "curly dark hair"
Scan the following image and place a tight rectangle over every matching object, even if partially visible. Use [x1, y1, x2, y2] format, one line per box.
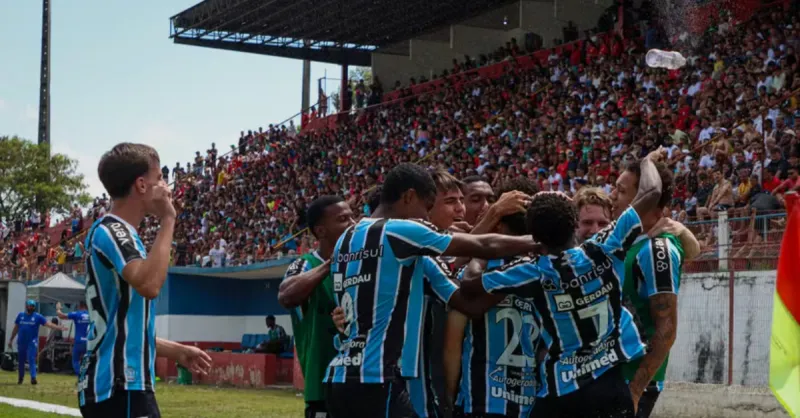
[526, 193, 578, 249]
[496, 178, 540, 236]
[381, 163, 437, 205]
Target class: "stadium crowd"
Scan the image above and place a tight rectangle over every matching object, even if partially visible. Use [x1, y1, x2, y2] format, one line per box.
[2, 5, 799, 280]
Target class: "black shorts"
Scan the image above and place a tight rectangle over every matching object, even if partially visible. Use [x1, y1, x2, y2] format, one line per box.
[306, 400, 330, 418]
[326, 378, 418, 418]
[80, 390, 161, 418]
[531, 366, 634, 418]
[635, 389, 661, 418]
[452, 407, 505, 418]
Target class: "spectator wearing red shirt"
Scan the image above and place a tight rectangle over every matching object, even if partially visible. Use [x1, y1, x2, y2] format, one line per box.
[762, 168, 782, 193]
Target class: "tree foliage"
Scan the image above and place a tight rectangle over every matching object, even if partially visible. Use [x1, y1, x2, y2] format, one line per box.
[329, 67, 373, 112]
[0, 136, 91, 222]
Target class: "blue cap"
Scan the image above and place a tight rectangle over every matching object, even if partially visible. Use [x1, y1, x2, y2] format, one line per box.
[26, 299, 36, 307]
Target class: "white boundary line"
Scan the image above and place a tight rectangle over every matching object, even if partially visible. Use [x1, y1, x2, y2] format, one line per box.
[0, 396, 81, 416]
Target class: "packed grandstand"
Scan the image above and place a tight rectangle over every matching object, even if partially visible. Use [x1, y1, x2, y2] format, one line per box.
[1, 2, 799, 282]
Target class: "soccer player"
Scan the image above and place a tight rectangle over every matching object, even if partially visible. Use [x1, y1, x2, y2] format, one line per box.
[444, 177, 541, 418]
[610, 160, 698, 417]
[407, 169, 465, 418]
[56, 301, 90, 375]
[7, 299, 67, 384]
[460, 150, 666, 418]
[79, 143, 212, 418]
[574, 187, 613, 241]
[278, 195, 355, 418]
[324, 163, 538, 418]
[461, 176, 495, 226]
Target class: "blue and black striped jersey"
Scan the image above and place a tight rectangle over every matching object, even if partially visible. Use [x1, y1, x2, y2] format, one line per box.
[325, 218, 458, 384]
[456, 258, 539, 417]
[408, 257, 453, 418]
[624, 235, 683, 392]
[78, 215, 156, 406]
[480, 207, 646, 397]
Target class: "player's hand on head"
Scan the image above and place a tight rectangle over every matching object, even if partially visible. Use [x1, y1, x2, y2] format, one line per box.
[178, 345, 212, 375]
[492, 190, 533, 217]
[148, 184, 177, 220]
[331, 307, 347, 334]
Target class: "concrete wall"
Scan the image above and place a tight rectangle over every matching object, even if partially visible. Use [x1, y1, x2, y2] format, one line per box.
[667, 271, 775, 387]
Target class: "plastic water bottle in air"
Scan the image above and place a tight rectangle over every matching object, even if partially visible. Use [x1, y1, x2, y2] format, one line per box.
[645, 49, 687, 70]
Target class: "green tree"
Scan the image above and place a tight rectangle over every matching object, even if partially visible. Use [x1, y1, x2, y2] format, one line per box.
[329, 67, 373, 112]
[0, 136, 91, 223]
[349, 66, 372, 86]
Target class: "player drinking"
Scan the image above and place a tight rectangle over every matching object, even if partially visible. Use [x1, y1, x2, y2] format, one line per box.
[278, 195, 356, 418]
[444, 178, 541, 418]
[610, 160, 698, 417]
[324, 163, 538, 418]
[56, 301, 90, 375]
[79, 143, 212, 418]
[7, 299, 67, 384]
[460, 150, 666, 417]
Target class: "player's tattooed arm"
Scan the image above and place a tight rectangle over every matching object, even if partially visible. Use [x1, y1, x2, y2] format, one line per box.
[278, 259, 332, 309]
[629, 293, 678, 407]
[631, 148, 665, 218]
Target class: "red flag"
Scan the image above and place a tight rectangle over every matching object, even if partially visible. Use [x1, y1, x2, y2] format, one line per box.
[779, 193, 800, 323]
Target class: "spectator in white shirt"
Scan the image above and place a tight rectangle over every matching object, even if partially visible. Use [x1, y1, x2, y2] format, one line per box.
[209, 242, 225, 268]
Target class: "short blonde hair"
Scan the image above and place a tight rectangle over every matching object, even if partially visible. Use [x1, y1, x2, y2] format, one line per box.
[574, 187, 612, 216]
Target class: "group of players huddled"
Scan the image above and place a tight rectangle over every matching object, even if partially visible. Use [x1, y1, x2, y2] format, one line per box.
[280, 147, 702, 418]
[74, 141, 699, 418]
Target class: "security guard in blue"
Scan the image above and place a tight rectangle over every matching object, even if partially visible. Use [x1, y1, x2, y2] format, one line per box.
[7, 299, 67, 384]
[56, 301, 91, 375]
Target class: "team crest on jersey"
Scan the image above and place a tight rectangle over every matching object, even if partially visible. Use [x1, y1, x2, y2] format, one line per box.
[125, 366, 137, 382]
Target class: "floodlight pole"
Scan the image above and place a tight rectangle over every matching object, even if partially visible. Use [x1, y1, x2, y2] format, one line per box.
[301, 40, 311, 115]
[38, 0, 51, 149]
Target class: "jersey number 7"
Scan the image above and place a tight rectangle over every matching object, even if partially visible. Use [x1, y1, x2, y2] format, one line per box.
[577, 299, 610, 347]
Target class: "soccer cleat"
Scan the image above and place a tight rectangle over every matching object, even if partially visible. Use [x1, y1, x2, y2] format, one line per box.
[17, 378, 22, 385]
[31, 378, 38, 385]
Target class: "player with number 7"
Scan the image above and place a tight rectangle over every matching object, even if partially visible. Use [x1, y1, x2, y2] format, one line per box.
[459, 148, 667, 418]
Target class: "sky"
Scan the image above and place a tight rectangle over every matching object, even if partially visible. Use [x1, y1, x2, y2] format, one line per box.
[0, 0, 341, 198]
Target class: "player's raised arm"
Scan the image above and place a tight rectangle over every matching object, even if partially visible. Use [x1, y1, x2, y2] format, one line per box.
[443, 233, 539, 260]
[119, 189, 176, 300]
[630, 148, 665, 218]
[92, 184, 176, 300]
[386, 218, 538, 263]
